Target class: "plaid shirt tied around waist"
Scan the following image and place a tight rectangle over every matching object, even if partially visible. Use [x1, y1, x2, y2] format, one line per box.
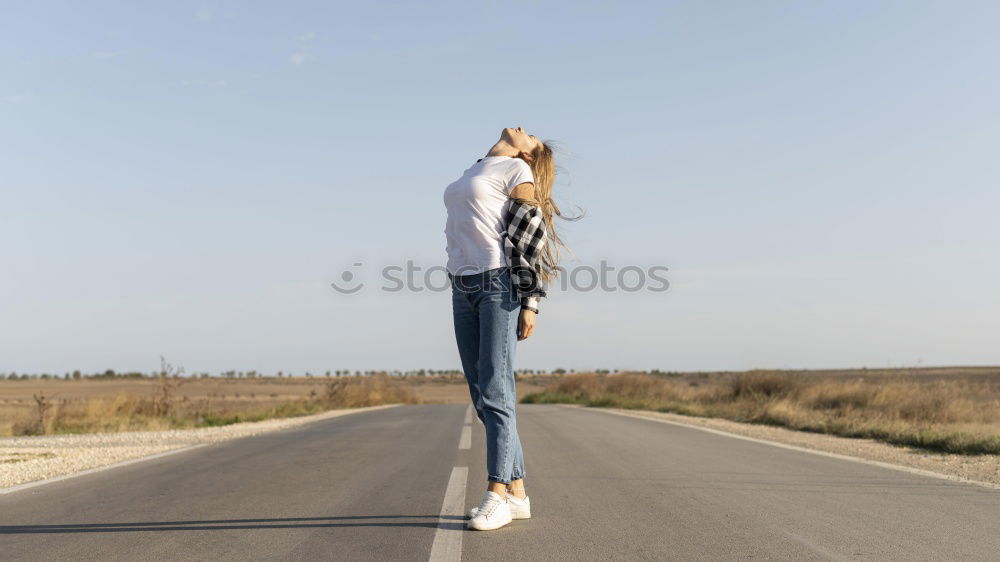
[502, 199, 548, 313]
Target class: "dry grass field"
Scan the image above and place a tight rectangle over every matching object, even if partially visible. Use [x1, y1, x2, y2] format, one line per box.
[0, 374, 549, 437]
[523, 367, 1000, 455]
[5, 368, 997, 455]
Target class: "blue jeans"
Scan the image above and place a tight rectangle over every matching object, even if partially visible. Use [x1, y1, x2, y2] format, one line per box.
[449, 266, 525, 484]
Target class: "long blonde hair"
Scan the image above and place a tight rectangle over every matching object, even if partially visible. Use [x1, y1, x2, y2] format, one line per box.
[514, 141, 579, 283]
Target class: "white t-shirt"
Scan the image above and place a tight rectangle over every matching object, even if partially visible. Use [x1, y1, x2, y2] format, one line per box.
[443, 155, 535, 276]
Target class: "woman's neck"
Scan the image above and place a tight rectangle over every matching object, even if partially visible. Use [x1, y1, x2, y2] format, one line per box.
[485, 140, 518, 159]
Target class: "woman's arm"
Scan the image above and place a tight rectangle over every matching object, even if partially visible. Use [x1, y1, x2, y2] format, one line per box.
[510, 182, 534, 200]
[510, 183, 540, 316]
[502, 194, 548, 340]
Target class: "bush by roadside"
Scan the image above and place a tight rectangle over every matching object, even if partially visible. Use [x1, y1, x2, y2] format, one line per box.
[6, 375, 418, 437]
[521, 371, 1000, 455]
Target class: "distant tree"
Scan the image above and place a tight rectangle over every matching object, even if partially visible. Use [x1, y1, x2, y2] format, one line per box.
[72, 370, 82, 379]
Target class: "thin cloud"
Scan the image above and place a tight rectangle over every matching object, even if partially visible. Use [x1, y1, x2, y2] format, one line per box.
[177, 79, 227, 88]
[298, 32, 317, 42]
[290, 52, 309, 66]
[196, 5, 215, 22]
[94, 51, 119, 59]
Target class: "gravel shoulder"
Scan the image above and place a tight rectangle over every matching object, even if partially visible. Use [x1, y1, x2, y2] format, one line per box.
[592, 406, 1000, 487]
[0, 404, 398, 489]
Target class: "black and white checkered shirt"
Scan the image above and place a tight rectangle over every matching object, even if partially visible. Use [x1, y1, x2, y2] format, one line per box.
[502, 199, 547, 314]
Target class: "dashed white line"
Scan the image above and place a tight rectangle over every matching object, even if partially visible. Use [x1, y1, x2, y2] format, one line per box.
[428, 466, 468, 562]
[429, 407, 476, 560]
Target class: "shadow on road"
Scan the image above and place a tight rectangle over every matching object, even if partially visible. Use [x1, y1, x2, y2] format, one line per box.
[0, 515, 467, 534]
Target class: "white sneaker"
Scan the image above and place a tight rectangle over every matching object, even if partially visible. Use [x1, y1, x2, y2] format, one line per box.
[467, 493, 531, 520]
[466, 491, 512, 531]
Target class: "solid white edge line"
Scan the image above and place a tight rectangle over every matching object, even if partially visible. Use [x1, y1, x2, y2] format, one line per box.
[577, 406, 1000, 491]
[0, 444, 208, 496]
[428, 466, 468, 562]
[458, 425, 472, 450]
[464, 405, 473, 424]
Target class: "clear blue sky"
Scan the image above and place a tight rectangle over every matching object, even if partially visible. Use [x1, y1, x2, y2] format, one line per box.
[3, 1, 998, 375]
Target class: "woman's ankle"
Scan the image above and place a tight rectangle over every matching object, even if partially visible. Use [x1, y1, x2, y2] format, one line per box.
[487, 481, 508, 496]
[507, 479, 527, 499]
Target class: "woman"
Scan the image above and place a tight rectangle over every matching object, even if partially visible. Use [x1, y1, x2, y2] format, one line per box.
[443, 126, 568, 531]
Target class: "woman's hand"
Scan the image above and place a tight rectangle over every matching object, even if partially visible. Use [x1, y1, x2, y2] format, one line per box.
[517, 309, 536, 341]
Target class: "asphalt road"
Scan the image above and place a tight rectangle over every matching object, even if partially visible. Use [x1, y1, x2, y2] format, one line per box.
[2, 404, 997, 561]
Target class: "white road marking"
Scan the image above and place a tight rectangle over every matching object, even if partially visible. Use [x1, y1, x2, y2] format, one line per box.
[464, 405, 473, 424]
[0, 444, 208, 496]
[458, 425, 471, 450]
[584, 406, 1000, 491]
[428, 466, 468, 562]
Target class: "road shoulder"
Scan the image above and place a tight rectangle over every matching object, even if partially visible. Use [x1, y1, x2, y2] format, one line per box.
[0, 404, 399, 491]
[577, 405, 1000, 488]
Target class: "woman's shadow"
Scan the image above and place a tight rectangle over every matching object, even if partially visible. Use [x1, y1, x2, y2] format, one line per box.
[0, 515, 467, 534]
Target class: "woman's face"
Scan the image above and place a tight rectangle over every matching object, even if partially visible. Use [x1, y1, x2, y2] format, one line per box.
[502, 126, 543, 155]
